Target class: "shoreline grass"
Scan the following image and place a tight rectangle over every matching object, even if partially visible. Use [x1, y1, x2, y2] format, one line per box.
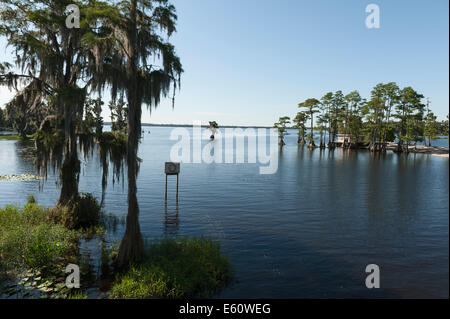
[0, 203, 82, 298]
[0, 134, 35, 140]
[109, 237, 233, 299]
[0, 195, 106, 298]
[0, 198, 233, 299]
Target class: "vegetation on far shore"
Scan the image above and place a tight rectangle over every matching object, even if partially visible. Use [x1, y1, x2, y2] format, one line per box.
[275, 83, 449, 152]
[0, 134, 35, 140]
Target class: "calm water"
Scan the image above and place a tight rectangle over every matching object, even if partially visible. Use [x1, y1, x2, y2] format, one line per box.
[0, 127, 448, 298]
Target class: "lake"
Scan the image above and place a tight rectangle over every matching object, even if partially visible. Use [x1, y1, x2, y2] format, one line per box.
[0, 126, 448, 298]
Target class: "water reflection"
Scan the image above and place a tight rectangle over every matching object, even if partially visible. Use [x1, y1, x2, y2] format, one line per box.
[164, 201, 179, 236]
[0, 128, 448, 298]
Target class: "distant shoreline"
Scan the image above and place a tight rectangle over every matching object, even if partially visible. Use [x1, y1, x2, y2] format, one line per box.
[104, 122, 273, 129]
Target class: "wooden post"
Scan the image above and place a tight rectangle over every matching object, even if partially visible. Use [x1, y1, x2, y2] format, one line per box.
[165, 174, 168, 201]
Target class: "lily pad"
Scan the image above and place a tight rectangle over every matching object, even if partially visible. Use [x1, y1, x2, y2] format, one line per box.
[0, 174, 42, 182]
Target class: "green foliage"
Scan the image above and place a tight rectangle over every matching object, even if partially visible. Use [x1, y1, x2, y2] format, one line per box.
[293, 112, 308, 144]
[0, 0, 102, 207]
[331, 91, 345, 140]
[424, 111, 440, 145]
[26, 194, 36, 204]
[0, 198, 118, 298]
[67, 292, 88, 299]
[48, 193, 103, 230]
[444, 114, 449, 137]
[84, 97, 104, 136]
[380, 125, 396, 143]
[273, 116, 290, 145]
[109, 98, 128, 131]
[99, 131, 127, 148]
[394, 87, 425, 146]
[1, 268, 80, 298]
[0, 134, 19, 140]
[285, 83, 437, 151]
[0, 133, 36, 140]
[298, 98, 320, 146]
[0, 204, 79, 272]
[109, 237, 233, 299]
[71, 193, 102, 230]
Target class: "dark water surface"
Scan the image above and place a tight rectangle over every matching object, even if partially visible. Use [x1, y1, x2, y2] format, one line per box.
[0, 127, 448, 298]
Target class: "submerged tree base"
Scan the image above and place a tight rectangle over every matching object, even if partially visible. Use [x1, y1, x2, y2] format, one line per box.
[48, 193, 103, 230]
[109, 237, 233, 299]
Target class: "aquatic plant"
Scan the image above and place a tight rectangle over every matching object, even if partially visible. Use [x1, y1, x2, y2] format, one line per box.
[0, 204, 79, 272]
[0, 174, 42, 182]
[47, 193, 103, 230]
[0, 199, 117, 298]
[26, 194, 36, 204]
[109, 237, 233, 299]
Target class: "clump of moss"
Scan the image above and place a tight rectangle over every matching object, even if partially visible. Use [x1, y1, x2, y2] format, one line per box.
[97, 130, 127, 200]
[109, 237, 233, 299]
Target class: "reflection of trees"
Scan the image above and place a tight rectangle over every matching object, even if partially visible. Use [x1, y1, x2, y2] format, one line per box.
[15, 139, 35, 159]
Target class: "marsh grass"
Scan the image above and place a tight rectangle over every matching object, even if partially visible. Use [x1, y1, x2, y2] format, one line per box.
[48, 193, 103, 230]
[109, 237, 233, 299]
[0, 203, 83, 298]
[0, 134, 35, 140]
[0, 194, 111, 298]
[0, 204, 79, 272]
[0, 199, 232, 299]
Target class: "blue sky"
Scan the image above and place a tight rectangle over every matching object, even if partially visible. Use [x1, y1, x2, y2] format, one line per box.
[1, 0, 448, 126]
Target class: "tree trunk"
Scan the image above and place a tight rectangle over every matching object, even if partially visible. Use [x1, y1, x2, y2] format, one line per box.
[115, 0, 144, 269]
[382, 105, 392, 152]
[405, 123, 409, 154]
[58, 101, 80, 206]
[309, 113, 315, 147]
[115, 139, 143, 267]
[58, 153, 79, 206]
[396, 139, 403, 153]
